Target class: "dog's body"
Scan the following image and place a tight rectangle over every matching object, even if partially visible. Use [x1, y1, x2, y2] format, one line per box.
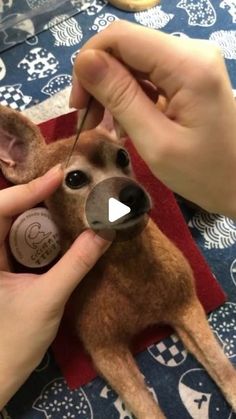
[0, 105, 235, 418]
[70, 220, 194, 343]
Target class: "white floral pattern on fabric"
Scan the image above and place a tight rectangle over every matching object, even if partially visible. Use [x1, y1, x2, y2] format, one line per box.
[33, 378, 93, 418]
[134, 5, 174, 29]
[177, 0, 216, 26]
[26, 0, 54, 8]
[41, 74, 72, 96]
[209, 302, 236, 359]
[85, 0, 108, 15]
[18, 47, 59, 81]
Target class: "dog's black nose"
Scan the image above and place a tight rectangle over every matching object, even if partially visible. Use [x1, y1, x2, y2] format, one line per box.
[119, 184, 147, 212]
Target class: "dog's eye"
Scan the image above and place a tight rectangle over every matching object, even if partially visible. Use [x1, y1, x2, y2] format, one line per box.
[65, 170, 89, 189]
[116, 149, 130, 168]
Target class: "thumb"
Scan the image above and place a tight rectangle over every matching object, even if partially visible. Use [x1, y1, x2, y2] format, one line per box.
[74, 49, 174, 165]
[41, 229, 113, 305]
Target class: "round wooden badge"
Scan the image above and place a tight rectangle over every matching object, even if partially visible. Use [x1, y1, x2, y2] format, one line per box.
[108, 0, 160, 12]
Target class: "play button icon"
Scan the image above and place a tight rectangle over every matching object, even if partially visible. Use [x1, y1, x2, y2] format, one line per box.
[85, 177, 151, 241]
[108, 198, 131, 222]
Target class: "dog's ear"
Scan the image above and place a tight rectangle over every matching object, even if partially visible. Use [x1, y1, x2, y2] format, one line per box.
[0, 105, 46, 184]
[97, 109, 126, 144]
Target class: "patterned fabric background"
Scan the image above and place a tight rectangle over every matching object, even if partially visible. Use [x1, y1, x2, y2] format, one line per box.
[0, 0, 236, 418]
[0, 0, 95, 53]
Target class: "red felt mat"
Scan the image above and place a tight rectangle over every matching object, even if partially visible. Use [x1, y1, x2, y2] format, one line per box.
[1, 111, 226, 390]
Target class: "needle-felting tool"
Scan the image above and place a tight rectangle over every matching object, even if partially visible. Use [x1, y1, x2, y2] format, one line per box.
[65, 96, 93, 167]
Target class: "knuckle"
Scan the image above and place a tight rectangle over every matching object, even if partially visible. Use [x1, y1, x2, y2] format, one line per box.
[106, 75, 139, 116]
[192, 45, 224, 88]
[203, 48, 222, 76]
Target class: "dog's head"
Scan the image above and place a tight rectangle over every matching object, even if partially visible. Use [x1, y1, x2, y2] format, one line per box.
[0, 105, 151, 241]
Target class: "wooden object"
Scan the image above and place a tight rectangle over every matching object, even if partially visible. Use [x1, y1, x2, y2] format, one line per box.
[108, 0, 160, 12]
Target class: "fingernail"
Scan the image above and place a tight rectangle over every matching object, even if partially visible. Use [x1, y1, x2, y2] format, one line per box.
[83, 229, 115, 248]
[69, 72, 81, 108]
[76, 50, 109, 85]
[43, 164, 62, 179]
[94, 230, 116, 244]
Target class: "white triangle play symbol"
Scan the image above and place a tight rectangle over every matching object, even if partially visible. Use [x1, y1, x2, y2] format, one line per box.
[108, 197, 131, 222]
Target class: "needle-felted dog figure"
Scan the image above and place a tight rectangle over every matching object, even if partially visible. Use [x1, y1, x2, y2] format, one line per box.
[0, 104, 235, 419]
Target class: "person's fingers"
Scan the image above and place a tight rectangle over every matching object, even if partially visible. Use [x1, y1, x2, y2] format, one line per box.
[71, 21, 230, 114]
[0, 165, 62, 218]
[0, 165, 63, 243]
[69, 70, 90, 109]
[79, 97, 104, 132]
[72, 49, 177, 166]
[40, 229, 114, 305]
[139, 80, 159, 104]
[72, 79, 159, 134]
[70, 70, 159, 112]
[76, 21, 219, 97]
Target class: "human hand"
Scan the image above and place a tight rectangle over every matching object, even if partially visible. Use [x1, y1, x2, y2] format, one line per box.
[0, 166, 112, 408]
[70, 21, 236, 218]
